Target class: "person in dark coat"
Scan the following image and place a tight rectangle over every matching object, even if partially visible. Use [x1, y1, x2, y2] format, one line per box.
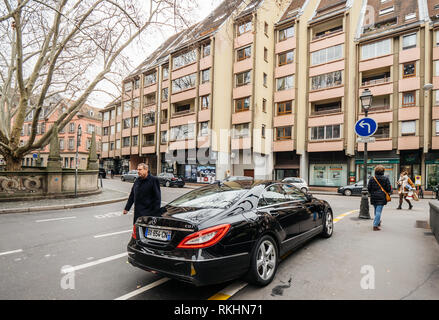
[367, 165, 392, 231]
[123, 163, 161, 224]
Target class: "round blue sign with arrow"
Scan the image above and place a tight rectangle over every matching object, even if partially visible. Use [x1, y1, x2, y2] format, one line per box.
[355, 117, 378, 137]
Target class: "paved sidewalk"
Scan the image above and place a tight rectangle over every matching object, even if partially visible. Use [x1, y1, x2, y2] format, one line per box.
[0, 188, 129, 214]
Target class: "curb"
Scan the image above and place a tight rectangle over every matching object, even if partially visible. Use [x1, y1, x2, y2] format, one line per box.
[0, 196, 129, 214]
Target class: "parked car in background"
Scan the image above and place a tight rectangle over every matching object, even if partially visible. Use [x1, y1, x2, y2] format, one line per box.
[222, 176, 254, 183]
[337, 181, 364, 196]
[282, 177, 309, 193]
[127, 180, 334, 286]
[157, 172, 185, 188]
[121, 170, 138, 182]
[98, 168, 106, 179]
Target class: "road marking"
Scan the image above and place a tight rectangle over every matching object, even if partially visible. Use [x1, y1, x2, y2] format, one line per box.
[0, 249, 23, 256]
[208, 281, 248, 300]
[61, 253, 128, 274]
[36, 216, 76, 223]
[94, 230, 132, 238]
[114, 278, 170, 300]
[333, 209, 359, 223]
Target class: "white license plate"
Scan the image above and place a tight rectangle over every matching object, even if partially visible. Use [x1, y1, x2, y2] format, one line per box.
[145, 228, 172, 241]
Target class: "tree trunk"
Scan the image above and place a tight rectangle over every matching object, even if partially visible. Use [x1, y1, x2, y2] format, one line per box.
[4, 154, 23, 171]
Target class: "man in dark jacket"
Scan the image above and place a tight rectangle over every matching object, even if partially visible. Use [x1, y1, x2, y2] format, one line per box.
[367, 165, 392, 231]
[123, 163, 161, 224]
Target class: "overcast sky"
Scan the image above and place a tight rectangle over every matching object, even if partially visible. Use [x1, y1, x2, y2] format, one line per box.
[88, 0, 224, 109]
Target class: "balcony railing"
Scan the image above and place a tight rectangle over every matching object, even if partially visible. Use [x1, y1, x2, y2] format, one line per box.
[361, 77, 391, 87]
[172, 109, 194, 117]
[312, 28, 343, 41]
[311, 108, 341, 116]
[367, 105, 391, 112]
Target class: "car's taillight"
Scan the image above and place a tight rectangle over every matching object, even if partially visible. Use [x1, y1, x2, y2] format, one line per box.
[132, 225, 137, 239]
[177, 224, 231, 249]
[171, 178, 177, 181]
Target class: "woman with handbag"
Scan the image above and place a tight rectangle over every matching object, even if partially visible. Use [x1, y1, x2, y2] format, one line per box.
[396, 171, 415, 210]
[367, 165, 392, 231]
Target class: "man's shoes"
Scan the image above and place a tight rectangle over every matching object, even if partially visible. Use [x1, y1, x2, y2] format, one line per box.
[373, 226, 381, 231]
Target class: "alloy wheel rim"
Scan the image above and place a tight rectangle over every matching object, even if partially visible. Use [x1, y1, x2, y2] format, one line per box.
[326, 212, 333, 235]
[256, 240, 276, 281]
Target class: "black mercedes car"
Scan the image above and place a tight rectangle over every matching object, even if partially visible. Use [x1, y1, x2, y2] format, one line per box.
[157, 172, 185, 188]
[337, 181, 364, 196]
[127, 180, 333, 286]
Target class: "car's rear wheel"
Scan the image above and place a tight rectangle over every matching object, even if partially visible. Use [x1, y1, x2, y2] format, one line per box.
[344, 189, 352, 196]
[121, 177, 125, 182]
[246, 235, 278, 286]
[165, 181, 170, 187]
[301, 187, 308, 193]
[321, 210, 333, 238]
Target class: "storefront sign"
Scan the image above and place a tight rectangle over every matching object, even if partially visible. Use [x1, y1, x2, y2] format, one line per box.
[415, 175, 421, 186]
[355, 159, 399, 165]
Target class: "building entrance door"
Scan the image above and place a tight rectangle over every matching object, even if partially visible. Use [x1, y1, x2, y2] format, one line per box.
[244, 169, 254, 178]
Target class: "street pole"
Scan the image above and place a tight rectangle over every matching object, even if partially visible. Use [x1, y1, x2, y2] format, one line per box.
[74, 125, 82, 198]
[359, 89, 372, 219]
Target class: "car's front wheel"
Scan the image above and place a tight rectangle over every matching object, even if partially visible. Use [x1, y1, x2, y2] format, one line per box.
[301, 187, 308, 193]
[321, 210, 333, 238]
[344, 189, 352, 196]
[246, 235, 278, 286]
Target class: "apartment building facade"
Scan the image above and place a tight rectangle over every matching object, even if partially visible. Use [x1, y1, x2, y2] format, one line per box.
[100, 0, 439, 190]
[20, 99, 102, 170]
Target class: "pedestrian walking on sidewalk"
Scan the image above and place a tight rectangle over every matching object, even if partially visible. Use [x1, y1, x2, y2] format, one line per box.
[396, 171, 415, 210]
[367, 165, 392, 231]
[123, 163, 161, 224]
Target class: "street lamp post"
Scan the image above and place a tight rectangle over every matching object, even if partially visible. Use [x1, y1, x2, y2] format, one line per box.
[75, 124, 82, 198]
[359, 89, 373, 219]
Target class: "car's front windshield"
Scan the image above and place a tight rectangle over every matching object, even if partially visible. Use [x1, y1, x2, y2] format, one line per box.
[168, 185, 248, 209]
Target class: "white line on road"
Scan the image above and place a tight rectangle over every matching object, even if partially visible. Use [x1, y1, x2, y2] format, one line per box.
[61, 252, 128, 274]
[114, 278, 170, 300]
[36, 216, 76, 223]
[0, 249, 23, 256]
[93, 230, 132, 238]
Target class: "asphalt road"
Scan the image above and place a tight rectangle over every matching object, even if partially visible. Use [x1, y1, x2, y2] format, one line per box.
[0, 179, 438, 300]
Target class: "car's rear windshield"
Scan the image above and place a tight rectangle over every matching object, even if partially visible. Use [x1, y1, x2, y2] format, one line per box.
[168, 185, 248, 209]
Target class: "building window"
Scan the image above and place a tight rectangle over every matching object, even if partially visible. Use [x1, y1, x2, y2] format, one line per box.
[264, 47, 268, 61]
[237, 20, 252, 36]
[143, 134, 155, 146]
[170, 123, 195, 141]
[263, 73, 267, 87]
[86, 138, 92, 150]
[435, 121, 439, 136]
[199, 122, 209, 136]
[201, 69, 210, 84]
[311, 44, 343, 65]
[116, 122, 121, 133]
[162, 66, 169, 80]
[236, 71, 251, 87]
[201, 95, 210, 110]
[110, 142, 114, 150]
[145, 93, 156, 106]
[103, 127, 109, 136]
[134, 78, 140, 89]
[402, 91, 416, 106]
[116, 139, 121, 149]
[59, 139, 64, 150]
[402, 33, 416, 50]
[122, 137, 130, 147]
[160, 131, 168, 144]
[132, 116, 139, 128]
[264, 22, 268, 35]
[124, 82, 132, 92]
[123, 118, 131, 129]
[143, 112, 155, 126]
[68, 138, 75, 150]
[117, 106, 122, 116]
[202, 42, 211, 57]
[401, 121, 416, 136]
[276, 127, 292, 140]
[278, 50, 294, 66]
[379, 6, 394, 15]
[133, 97, 140, 110]
[405, 13, 416, 21]
[314, 25, 343, 40]
[311, 70, 342, 90]
[276, 75, 294, 91]
[277, 101, 292, 115]
[375, 123, 390, 139]
[172, 73, 196, 93]
[278, 26, 294, 42]
[361, 38, 391, 60]
[233, 123, 249, 138]
[313, 101, 341, 115]
[124, 100, 132, 112]
[132, 135, 138, 147]
[235, 97, 250, 113]
[110, 125, 115, 135]
[102, 142, 108, 152]
[435, 90, 439, 105]
[175, 104, 191, 114]
[173, 50, 196, 69]
[262, 125, 265, 138]
[161, 88, 168, 102]
[103, 112, 110, 121]
[237, 46, 251, 61]
[403, 62, 416, 78]
[69, 123, 75, 133]
[262, 99, 267, 113]
[310, 125, 341, 140]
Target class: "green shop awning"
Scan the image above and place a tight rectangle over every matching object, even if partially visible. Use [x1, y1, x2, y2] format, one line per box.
[355, 159, 399, 165]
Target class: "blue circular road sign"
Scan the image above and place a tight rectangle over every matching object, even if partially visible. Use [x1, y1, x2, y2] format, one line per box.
[355, 117, 378, 137]
[32, 153, 38, 159]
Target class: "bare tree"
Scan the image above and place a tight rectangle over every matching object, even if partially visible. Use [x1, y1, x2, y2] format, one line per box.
[0, 0, 196, 170]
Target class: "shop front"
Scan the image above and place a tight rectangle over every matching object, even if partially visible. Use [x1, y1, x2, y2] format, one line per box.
[308, 152, 348, 187]
[273, 151, 300, 181]
[425, 151, 439, 190]
[171, 148, 216, 183]
[355, 151, 399, 188]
